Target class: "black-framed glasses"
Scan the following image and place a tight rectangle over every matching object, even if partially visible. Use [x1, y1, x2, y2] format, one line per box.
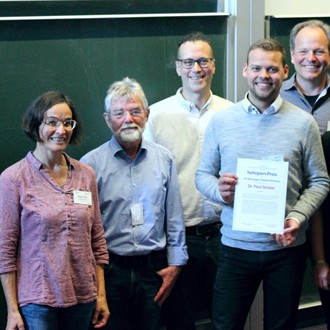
[176, 57, 215, 69]
[42, 119, 77, 130]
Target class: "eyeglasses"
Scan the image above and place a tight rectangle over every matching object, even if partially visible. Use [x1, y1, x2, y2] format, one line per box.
[110, 109, 144, 119]
[176, 57, 214, 69]
[42, 119, 77, 130]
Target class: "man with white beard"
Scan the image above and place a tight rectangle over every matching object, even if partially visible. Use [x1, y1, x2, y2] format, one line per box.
[81, 77, 188, 330]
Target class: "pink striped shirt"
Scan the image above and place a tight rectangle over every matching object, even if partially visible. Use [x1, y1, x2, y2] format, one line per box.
[0, 152, 109, 307]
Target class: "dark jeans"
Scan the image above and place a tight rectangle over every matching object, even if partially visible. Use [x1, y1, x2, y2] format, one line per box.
[20, 301, 96, 330]
[163, 233, 221, 330]
[104, 258, 163, 330]
[212, 243, 307, 330]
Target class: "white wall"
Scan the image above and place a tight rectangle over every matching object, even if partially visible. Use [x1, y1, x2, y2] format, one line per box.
[265, 0, 330, 17]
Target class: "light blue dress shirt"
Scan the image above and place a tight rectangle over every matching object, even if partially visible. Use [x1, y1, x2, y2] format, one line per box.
[81, 137, 188, 266]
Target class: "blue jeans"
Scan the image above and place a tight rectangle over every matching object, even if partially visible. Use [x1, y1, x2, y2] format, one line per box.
[20, 301, 96, 330]
[163, 233, 221, 330]
[212, 243, 307, 330]
[104, 259, 163, 330]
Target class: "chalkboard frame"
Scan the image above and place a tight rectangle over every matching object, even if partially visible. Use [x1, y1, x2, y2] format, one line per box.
[0, 0, 221, 16]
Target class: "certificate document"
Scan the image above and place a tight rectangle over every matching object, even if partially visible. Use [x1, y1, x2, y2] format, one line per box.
[233, 158, 289, 234]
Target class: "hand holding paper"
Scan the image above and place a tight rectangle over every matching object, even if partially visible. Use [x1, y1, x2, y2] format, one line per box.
[272, 218, 299, 247]
[219, 173, 238, 203]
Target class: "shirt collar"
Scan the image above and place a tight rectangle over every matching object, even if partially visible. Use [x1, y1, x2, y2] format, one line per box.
[321, 75, 330, 97]
[175, 87, 212, 112]
[287, 73, 330, 94]
[242, 92, 282, 115]
[282, 74, 296, 91]
[27, 151, 74, 170]
[294, 73, 330, 89]
[110, 136, 148, 158]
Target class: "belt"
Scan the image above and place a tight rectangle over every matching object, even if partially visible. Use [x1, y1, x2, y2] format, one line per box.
[185, 222, 222, 237]
[109, 249, 167, 270]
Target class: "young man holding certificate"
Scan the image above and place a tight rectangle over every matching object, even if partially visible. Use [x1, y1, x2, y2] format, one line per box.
[195, 38, 330, 330]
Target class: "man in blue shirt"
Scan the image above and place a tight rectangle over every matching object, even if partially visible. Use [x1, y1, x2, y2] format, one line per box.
[81, 77, 188, 330]
[196, 39, 330, 329]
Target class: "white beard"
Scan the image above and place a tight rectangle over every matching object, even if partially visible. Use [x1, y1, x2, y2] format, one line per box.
[119, 127, 142, 142]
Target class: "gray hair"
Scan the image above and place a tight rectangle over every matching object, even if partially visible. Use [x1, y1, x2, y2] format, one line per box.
[104, 77, 148, 113]
[290, 20, 330, 51]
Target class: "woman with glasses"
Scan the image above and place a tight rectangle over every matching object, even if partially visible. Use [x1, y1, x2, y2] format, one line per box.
[0, 91, 110, 330]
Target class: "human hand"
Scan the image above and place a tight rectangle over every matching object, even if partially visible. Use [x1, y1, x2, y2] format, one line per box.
[272, 218, 299, 247]
[91, 295, 110, 328]
[218, 173, 238, 203]
[6, 310, 25, 330]
[313, 261, 330, 290]
[154, 266, 181, 306]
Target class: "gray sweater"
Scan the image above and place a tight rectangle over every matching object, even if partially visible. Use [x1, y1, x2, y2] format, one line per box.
[196, 95, 330, 251]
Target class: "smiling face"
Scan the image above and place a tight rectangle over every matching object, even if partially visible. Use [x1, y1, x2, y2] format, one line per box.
[291, 26, 330, 85]
[243, 48, 289, 112]
[104, 95, 149, 148]
[176, 40, 215, 99]
[38, 102, 73, 154]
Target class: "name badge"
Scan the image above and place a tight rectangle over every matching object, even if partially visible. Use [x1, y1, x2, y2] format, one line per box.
[73, 190, 92, 205]
[131, 203, 144, 226]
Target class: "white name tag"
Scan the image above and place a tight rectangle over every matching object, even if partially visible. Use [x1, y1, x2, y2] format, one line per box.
[73, 190, 92, 205]
[327, 121, 330, 132]
[131, 203, 144, 226]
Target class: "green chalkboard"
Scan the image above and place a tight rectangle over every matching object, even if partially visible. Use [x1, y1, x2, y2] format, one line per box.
[0, 15, 228, 173]
[0, 4, 228, 328]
